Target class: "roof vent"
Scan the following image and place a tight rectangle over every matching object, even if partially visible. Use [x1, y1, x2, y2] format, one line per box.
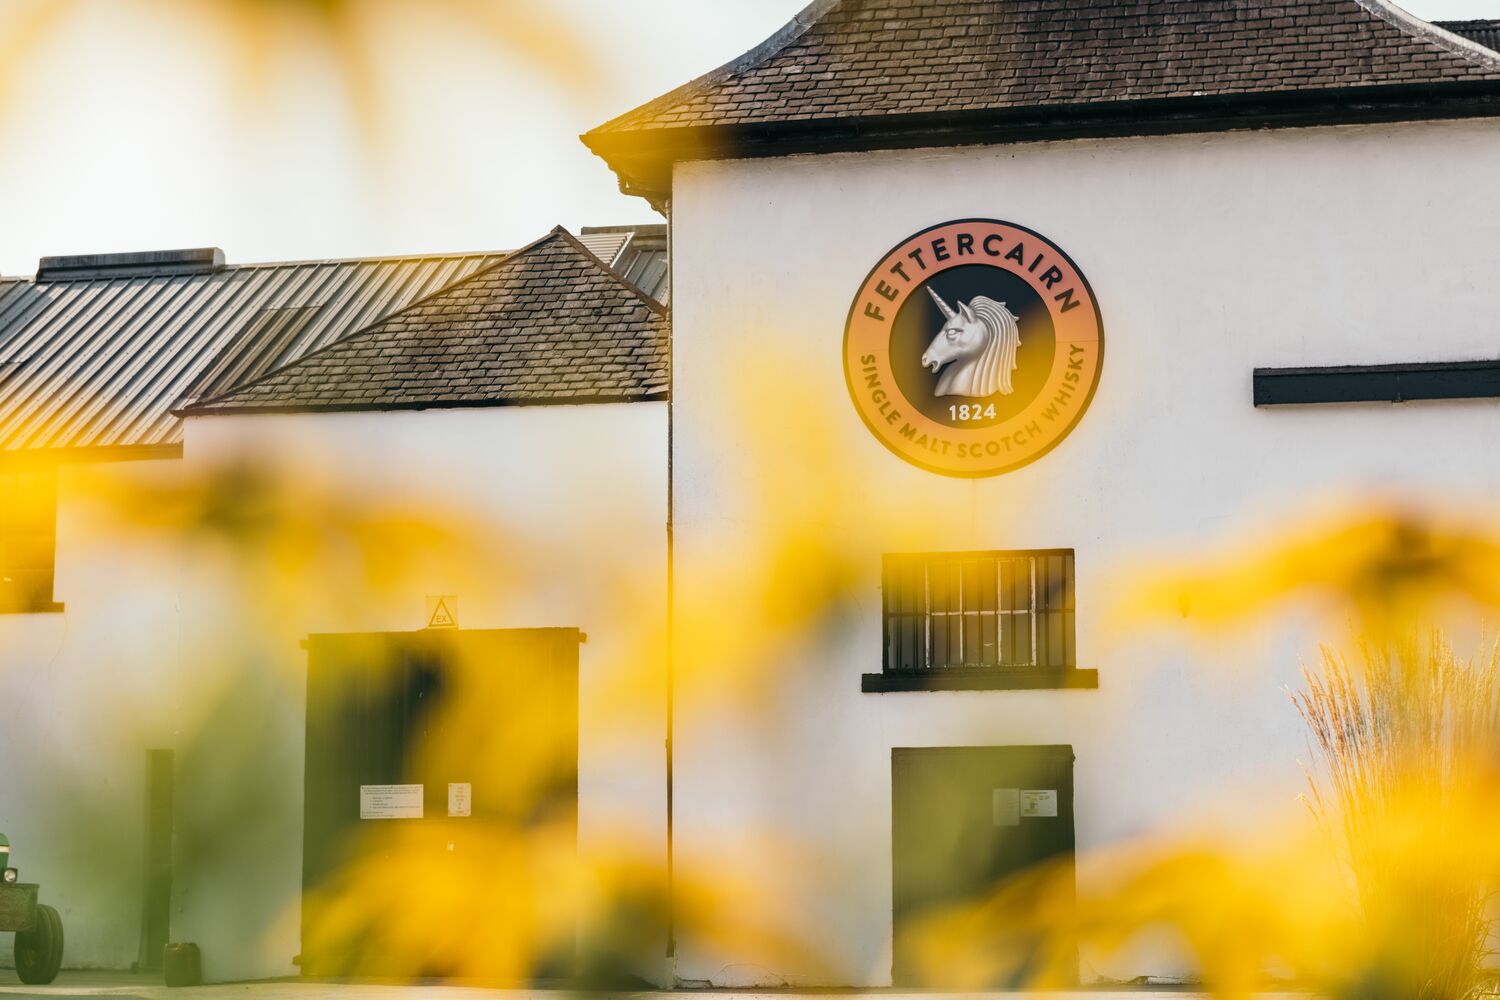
[36, 247, 226, 281]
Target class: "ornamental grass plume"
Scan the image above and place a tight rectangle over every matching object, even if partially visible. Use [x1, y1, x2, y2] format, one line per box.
[1113, 501, 1500, 997]
[895, 632, 1500, 998]
[891, 502, 1500, 996]
[1291, 633, 1500, 1000]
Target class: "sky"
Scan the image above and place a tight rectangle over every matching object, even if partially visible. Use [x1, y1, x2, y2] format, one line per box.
[1, 0, 1497, 277]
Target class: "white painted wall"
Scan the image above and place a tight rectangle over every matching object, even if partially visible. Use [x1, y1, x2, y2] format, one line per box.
[666, 119, 1500, 987]
[174, 403, 668, 983]
[0, 400, 667, 982]
[0, 456, 197, 971]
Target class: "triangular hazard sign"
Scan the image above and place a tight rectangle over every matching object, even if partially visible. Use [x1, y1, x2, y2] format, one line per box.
[427, 597, 457, 629]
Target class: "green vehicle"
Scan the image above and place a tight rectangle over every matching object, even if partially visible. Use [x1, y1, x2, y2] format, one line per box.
[0, 834, 63, 984]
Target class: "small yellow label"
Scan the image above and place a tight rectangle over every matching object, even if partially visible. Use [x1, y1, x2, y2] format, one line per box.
[425, 595, 458, 629]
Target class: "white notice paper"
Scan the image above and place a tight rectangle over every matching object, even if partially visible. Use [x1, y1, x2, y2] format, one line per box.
[1020, 789, 1058, 817]
[448, 782, 472, 817]
[360, 784, 424, 819]
[992, 788, 1020, 827]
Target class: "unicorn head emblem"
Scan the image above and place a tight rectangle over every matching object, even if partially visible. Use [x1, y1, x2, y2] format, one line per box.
[921, 287, 1022, 398]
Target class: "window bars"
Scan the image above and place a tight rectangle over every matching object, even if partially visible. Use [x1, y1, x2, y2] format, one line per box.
[883, 550, 1075, 672]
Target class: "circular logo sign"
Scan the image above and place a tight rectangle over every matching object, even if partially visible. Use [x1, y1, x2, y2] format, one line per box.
[843, 219, 1104, 478]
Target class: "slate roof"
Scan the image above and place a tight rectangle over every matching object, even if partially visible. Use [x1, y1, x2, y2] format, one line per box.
[595, 0, 1500, 133]
[183, 227, 668, 415]
[585, 0, 1500, 202]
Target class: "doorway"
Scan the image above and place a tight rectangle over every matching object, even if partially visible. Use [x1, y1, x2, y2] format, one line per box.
[300, 627, 580, 980]
[891, 745, 1076, 987]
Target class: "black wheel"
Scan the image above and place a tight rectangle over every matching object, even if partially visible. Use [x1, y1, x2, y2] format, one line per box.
[15, 903, 63, 985]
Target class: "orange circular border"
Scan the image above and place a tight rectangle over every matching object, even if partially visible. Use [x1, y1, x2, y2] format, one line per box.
[843, 219, 1104, 478]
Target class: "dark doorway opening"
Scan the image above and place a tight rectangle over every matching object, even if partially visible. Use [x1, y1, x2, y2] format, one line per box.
[300, 628, 580, 981]
[891, 744, 1076, 987]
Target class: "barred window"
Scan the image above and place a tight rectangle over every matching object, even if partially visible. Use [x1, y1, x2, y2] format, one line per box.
[0, 466, 59, 613]
[883, 550, 1074, 672]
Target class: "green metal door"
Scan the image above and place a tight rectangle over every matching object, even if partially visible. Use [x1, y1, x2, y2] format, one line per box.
[300, 628, 579, 980]
[891, 745, 1076, 987]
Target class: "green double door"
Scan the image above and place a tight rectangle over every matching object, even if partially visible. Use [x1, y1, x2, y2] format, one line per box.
[892, 745, 1077, 987]
[300, 627, 579, 980]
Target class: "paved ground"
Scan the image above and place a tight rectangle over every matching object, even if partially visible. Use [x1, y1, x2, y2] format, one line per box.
[0, 970, 1314, 999]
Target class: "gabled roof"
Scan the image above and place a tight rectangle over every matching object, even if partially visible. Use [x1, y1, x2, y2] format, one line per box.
[182, 227, 668, 416]
[584, 0, 1500, 205]
[0, 249, 506, 455]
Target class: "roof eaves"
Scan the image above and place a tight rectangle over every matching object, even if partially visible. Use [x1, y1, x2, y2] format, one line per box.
[581, 0, 843, 209]
[586, 79, 1500, 207]
[0, 442, 184, 466]
[175, 391, 669, 419]
[583, 0, 1500, 207]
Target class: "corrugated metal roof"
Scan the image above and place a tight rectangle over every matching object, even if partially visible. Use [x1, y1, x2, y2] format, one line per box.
[0, 251, 507, 453]
[575, 229, 633, 263]
[579, 224, 670, 305]
[1437, 19, 1500, 53]
[615, 240, 669, 305]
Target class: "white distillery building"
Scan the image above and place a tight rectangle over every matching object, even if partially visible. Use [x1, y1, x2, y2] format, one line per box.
[581, 0, 1500, 988]
[5, 0, 1500, 989]
[0, 228, 672, 982]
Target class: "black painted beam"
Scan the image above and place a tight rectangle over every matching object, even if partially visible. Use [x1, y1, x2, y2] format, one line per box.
[1254, 360, 1500, 406]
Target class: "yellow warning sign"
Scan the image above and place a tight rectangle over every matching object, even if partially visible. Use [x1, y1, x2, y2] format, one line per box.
[425, 595, 458, 629]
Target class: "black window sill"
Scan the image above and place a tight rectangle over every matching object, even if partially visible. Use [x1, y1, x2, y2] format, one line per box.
[0, 601, 65, 616]
[862, 667, 1098, 692]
